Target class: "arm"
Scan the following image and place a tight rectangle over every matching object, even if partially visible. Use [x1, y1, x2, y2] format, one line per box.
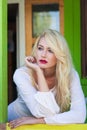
[9, 117, 45, 129]
[25, 57, 86, 124]
[13, 66, 60, 118]
[14, 66, 86, 124]
[25, 56, 49, 92]
[44, 70, 86, 124]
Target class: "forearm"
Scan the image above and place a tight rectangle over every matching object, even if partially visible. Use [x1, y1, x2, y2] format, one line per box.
[36, 69, 49, 92]
[35, 117, 46, 124]
[25, 56, 49, 92]
[22, 117, 46, 124]
[9, 117, 46, 129]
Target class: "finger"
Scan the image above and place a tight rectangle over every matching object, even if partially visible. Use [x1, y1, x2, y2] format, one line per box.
[9, 120, 21, 129]
[8, 122, 14, 129]
[26, 57, 32, 62]
[11, 117, 28, 128]
[26, 56, 36, 63]
[32, 57, 36, 63]
[26, 56, 33, 61]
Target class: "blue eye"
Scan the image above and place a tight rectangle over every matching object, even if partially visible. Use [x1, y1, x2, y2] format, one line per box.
[48, 49, 53, 53]
[38, 46, 43, 50]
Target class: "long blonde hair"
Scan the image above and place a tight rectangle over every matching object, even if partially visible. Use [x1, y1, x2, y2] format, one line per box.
[31, 29, 73, 112]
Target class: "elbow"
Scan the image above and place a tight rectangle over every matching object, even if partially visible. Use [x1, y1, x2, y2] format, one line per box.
[13, 69, 18, 82]
[79, 106, 87, 123]
[76, 111, 86, 123]
[80, 114, 86, 123]
[78, 117, 86, 124]
[13, 68, 22, 83]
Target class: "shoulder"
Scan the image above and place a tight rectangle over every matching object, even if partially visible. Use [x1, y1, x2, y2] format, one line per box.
[13, 66, 31, 81]
[70, 68, 82, 91]
[14, 66, 30, 74]
[70, 68, 80, 81]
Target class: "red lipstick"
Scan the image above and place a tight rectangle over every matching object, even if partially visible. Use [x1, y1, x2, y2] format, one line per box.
[39, 60, 48, 64]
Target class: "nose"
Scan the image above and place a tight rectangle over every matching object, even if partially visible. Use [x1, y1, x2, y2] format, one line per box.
[41, 50, 47, 57]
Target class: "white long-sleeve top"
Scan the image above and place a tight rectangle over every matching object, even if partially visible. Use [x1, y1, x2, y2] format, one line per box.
[12, 66, 86, 124]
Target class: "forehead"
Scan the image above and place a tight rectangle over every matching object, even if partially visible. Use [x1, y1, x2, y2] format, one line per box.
[38, 37, 48, 47]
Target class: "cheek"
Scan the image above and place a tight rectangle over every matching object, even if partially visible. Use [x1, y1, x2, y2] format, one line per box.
[53, 59, 57, 65]
[49, 56, 57, 65]
[35, 52, 40, 61]
[35, 50, 39, 56]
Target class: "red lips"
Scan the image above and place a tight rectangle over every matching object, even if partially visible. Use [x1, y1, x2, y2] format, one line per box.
[39, 60, 48, 64]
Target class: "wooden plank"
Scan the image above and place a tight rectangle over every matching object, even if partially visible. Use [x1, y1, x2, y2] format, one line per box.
[7, 124, 87, 130]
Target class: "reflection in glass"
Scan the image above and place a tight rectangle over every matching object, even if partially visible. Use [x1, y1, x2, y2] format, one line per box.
[32, 4, 60, 37]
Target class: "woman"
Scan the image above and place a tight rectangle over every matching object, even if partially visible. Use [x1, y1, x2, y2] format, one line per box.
[8, 29, 86, 128]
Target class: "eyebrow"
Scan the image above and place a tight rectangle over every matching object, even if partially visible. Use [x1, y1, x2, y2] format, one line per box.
[38, 45, 43, 47]
[38, 44, 51, 50]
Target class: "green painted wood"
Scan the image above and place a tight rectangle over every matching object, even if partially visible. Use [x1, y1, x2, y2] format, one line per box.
[64, 0, 74, 59]
[64, 0, 87, 96]
[0, 0, 7, 122]
[64, 0, 80, 71]
[73, 0, 81, 75]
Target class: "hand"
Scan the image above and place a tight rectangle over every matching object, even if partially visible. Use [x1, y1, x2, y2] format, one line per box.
[25, 56, 40, 72]
[8, 116, 45, 129]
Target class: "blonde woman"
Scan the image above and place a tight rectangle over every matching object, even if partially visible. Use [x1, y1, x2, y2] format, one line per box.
[8, 29, 86, 128]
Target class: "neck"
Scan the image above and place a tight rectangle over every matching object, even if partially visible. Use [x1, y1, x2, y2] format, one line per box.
[42, 66, 56, 78]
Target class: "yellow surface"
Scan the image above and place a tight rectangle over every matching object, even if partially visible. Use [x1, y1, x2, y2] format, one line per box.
[7, 123, 87, 130]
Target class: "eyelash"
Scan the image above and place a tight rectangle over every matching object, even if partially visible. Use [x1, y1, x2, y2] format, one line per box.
[48, 49, 53, 53]
[38, 47, 43, 50]
[38, 46, 53, 53]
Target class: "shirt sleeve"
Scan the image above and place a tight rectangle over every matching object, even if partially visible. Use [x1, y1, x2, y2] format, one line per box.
[34, 91, 60, 117]
[13, 66, 60, 118]
[44, 70, 86, 124]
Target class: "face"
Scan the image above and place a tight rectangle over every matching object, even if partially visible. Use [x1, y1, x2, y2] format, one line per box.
[35, 37, 57, 69]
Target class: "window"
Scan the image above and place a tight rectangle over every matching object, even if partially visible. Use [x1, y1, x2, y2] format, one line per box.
[25, 0, 64, 55]
[32, 4, 60, 37]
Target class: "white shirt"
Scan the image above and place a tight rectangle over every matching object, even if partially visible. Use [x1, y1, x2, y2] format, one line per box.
[12, 66, 86, 124]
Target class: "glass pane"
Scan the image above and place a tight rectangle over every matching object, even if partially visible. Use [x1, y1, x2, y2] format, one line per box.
[32, 4, 60, 37]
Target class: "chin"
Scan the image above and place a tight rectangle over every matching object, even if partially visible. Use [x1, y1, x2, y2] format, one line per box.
[39, 65, 48, 69]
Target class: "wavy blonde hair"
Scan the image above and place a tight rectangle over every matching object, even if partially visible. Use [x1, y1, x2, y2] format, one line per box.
[30, 29, 73, 112]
